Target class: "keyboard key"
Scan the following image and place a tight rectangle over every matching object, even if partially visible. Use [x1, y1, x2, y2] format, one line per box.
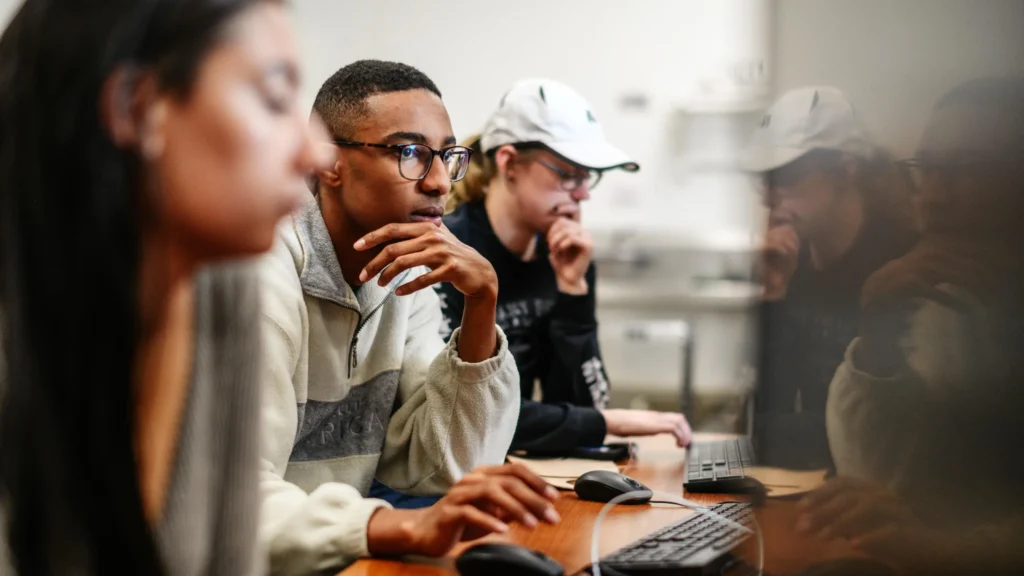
[603, 503, 752, 573]
[667, 548, 698, 561]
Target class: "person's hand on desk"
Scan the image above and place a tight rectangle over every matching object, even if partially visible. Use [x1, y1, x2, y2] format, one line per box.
[796, 477, 937, 565]
[599, 409, 693, 447]
[366, 463, 561, 558]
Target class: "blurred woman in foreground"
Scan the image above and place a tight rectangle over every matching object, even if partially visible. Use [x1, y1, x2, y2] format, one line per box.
[0, 0, 323, 574]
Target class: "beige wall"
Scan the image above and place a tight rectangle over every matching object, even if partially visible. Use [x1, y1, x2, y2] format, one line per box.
[0, 0, 17, 29]
[774, 0, 1024, 157]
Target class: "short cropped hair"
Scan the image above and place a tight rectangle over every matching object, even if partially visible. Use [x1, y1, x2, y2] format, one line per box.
[312, 59, 441, 139]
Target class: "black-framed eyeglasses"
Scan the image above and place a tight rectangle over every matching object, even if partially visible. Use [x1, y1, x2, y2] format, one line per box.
[334, 140, 473, 182]
[535, 158, 602, 192]
[896, 156, 1020, 196]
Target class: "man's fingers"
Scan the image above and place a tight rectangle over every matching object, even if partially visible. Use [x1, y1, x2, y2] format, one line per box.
[494, 478, 561, 524]
[820, 499, 885, 541]
[493, 464, 560, 499]
[354, 222, 438, 251]
[798, 491, 858, 535]
[472, 464, 560, 501]
[394, 264, 451, 296]
[664, 417, 686, 446]
[378, 248, 446, 287]
[556, 235, 583, 253]
[798, 478, 861, 509]
[452, 505, 510, 538]
[472, 483, 538, 528]
[547, 228, 572, 251]
[849, 524, 913, 562]
[359, 235, 439, 282]
[674, 417, 693, 447]
[546, 216, 580, 240]
[550, 233, 588, 258]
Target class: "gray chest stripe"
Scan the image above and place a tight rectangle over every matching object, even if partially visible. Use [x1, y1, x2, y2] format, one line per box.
[291, 370, 401, 462]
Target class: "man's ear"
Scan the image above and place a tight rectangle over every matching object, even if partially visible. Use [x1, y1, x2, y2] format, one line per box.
[315, 151, 344, 189]
[99, 66, 166, 159]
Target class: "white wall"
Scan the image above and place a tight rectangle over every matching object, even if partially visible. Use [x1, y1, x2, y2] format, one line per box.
[5, 0, 1022, 242]
[0, 0, 18, 29]
[291, 0, 771, 242]
[0, 0, 769, 243]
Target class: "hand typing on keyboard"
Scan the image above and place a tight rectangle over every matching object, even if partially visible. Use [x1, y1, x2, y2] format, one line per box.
[796, 477, 932, 561]
[599, 409, 693, 447]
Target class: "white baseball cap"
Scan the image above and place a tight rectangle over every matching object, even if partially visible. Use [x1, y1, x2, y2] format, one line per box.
[740, 86, 874, 172]
[480, 79, 640, 172]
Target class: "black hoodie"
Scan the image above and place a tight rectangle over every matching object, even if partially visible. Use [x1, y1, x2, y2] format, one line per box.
[436, 201, 609, 452]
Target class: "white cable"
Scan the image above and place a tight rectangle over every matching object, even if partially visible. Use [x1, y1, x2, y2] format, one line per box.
[590, 490, 764, 576]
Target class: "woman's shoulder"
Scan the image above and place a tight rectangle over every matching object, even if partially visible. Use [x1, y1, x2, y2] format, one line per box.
[192, 262, 263, 385]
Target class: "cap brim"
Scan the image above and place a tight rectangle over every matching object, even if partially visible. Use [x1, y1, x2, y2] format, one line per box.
[739, 146, 810, 173]
[546, 140, 640, 172]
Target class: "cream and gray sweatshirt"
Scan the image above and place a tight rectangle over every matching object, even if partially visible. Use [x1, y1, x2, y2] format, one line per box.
[257, 199, 519, 575]
[826, 284, 1024, 524]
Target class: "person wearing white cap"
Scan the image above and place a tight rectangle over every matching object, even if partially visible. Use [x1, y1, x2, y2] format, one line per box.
[809, 77, 1024, 575]
[437, 79, 693, 454]
[742, 86, 917, 470]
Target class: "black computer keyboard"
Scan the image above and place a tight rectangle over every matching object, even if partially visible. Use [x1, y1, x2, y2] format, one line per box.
[684, 438, 758, 494]
[596, 501, 754, 575]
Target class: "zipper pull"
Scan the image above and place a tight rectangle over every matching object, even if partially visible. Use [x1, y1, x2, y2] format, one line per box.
[349, 336, 358, 377]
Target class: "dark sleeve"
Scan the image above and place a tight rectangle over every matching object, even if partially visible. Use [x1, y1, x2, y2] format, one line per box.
[436, 280, 607, 453]
[511, 400, 607, 452]
[433, 281, 463, 341]
[540, 264, 610, 408]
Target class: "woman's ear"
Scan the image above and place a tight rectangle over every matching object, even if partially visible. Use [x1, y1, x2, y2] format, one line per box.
[99, 66, 166, 159]
[140, 100, 168, 160]
[840, 152, 860, 180]
[494, 145, 518, 182]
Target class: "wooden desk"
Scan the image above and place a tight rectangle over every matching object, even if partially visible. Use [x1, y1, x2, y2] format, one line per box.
[339, 434, 857, 576]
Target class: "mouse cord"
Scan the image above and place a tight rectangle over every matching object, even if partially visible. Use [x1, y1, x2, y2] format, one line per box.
[589, 491, 764, 576]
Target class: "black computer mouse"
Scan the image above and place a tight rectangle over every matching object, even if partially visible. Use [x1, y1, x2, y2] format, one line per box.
[573, 470, 653, 504]
[455, 542, 564, 576]
[796, 558, 897, 576]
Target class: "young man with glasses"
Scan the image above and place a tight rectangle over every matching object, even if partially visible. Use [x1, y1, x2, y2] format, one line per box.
[741, 86, 918, 471]
[441, 79, 694, 455]
[256, 61, 560, 575]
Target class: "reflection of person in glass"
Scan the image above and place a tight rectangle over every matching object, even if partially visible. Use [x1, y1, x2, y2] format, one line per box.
[809, 77, 1024, 575]
[743, 87, 917, 470]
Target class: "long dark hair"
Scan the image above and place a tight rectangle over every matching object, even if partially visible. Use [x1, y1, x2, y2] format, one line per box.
[0, 1, 273, 574]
